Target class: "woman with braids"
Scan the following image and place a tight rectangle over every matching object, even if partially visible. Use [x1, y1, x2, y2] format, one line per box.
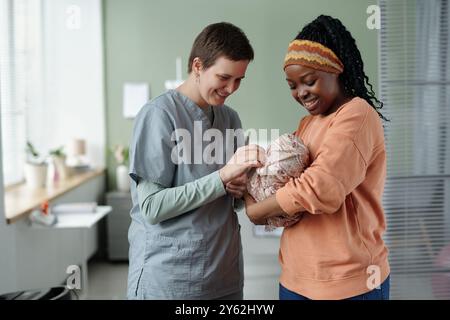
[244, 15, 390, 300]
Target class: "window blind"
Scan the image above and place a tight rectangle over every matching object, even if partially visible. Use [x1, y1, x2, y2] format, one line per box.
[379, 0, 450, 299]
[0, 0, 43, 186]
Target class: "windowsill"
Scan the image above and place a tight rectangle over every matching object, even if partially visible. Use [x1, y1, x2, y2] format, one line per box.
[4, 167, 105, 224]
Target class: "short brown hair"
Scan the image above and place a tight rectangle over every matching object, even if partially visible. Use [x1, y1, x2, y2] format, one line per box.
[187, 22, 254, 73]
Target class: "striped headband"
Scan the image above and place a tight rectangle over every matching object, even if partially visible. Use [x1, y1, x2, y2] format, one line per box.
[284, 39, 344, 74]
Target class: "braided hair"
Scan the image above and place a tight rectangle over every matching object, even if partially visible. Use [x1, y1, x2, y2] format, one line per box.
[296, 15, 388, 121]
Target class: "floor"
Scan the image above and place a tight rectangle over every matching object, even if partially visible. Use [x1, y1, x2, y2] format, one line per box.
[86, 260, 128, 300]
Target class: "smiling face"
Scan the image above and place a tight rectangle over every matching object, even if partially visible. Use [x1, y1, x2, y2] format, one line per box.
[285, 64, 346, 116]
[194, 56, 249, 107]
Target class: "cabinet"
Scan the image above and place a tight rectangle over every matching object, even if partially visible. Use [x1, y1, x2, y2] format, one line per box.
[106, 192, 132, 261]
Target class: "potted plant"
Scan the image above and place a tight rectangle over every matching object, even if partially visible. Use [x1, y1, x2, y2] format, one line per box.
[49, 146, 69, 180]
[112, 144, 130, 192]
[24, 141, 47, 189]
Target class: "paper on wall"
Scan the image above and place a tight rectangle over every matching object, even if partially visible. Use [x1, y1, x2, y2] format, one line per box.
[123, 82, 149, 119]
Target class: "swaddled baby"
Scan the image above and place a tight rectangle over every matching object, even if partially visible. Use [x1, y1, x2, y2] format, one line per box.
[247, 133, 310, 231]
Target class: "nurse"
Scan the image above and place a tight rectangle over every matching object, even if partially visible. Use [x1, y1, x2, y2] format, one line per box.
[127, 22, 261, 299]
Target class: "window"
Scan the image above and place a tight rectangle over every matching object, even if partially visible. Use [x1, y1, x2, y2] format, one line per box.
[380, 0, 450, 299]
[0, 0, 105, 188]
[0, 0, 43, 186]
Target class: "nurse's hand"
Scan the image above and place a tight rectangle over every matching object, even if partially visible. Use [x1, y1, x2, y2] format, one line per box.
[244, 193, 285, 225]
[226, 173, 248, 198]
[219, 145, 265, 184]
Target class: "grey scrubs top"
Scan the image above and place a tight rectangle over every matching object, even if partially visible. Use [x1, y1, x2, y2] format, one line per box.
[127, 89, 245, 299]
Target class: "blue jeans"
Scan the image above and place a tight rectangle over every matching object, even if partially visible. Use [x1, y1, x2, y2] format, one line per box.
[279, 275, 390, 300]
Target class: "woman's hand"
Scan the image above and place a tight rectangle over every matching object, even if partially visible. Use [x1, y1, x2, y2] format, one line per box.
[244, 193, 286, 225]
[243, 193, 266, 225]
[226, 173, 247, 199]
[219, 145, 265, 184]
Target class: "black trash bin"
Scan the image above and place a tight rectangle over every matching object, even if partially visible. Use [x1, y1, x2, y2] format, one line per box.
[0, 286, 73, 300]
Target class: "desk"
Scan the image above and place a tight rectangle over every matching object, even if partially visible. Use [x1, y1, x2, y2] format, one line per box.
[50, 206, 111, 229]
[31, 205, 112, 297]
[4, 168, 105, 224]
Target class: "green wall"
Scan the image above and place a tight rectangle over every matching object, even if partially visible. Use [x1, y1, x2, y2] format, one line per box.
[104, 0, 379, 190]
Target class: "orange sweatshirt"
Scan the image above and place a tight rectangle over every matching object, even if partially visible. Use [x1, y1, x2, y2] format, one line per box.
[275, 97, 390, 300]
